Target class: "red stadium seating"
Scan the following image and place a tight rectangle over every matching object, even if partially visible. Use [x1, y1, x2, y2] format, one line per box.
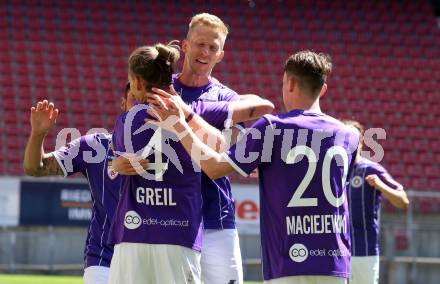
[1, 0, 439, 212]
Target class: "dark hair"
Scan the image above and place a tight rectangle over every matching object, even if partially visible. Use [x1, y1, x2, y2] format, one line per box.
[284, 50, 332, 99]
[128, 41, 180, 90]
[124, 82, 130, 98]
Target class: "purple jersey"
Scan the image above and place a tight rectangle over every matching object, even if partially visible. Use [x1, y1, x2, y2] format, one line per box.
[53, 133, 121, 268]
[347, 158, 402, 256]
[110, 101, 231, 251]
[224, 110, 359, 280]
[173, 75, 239, 229]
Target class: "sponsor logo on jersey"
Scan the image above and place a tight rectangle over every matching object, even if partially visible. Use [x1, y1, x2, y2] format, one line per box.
[289, 243, 308, 263]
[124, 211, 142, 230]
[351, 176, 363, 188]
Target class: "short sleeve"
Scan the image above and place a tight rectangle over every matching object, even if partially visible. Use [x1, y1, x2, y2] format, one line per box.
[219, 88, 239, 102]
[192, 101, 233, 130]
[370, 163, 403, 190]
[223, 116, 273, 177]
[52, 136, 85, 177]
[112, 113, 127, 153]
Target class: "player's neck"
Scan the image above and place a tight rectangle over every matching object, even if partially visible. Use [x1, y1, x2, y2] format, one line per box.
[286, 99, 322, 113]
[178, 68, 211, 87]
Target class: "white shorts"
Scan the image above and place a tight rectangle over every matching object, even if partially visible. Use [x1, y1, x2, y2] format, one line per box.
[350, 255, 379, 284]
[265, 275, 347, 284]
[83, 265, 110, 284]
[108, 243, 201, 284]
[201, 229, 243, 284]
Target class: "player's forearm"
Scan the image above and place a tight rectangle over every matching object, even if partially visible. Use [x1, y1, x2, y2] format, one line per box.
[187, 113, 227, 152]
[24, 132, 64, 176]
[176, 121, 233, 179]
[376, 181, 409, 209]
[232, 97, 274, 123]
[24, 132, 47, 176]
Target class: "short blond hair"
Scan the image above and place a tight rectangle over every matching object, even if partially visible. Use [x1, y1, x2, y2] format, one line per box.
[187, 13, 228, 44]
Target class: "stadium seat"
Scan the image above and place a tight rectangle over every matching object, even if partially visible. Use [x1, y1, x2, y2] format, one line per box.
[1, 0, 438, 194]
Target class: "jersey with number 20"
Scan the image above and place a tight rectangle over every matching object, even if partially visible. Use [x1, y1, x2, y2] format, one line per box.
[224, 110, 359, 281]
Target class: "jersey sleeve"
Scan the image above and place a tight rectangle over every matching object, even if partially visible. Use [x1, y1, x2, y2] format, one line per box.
[222, 116, 273, 177]
[192, 101, 233, 130]
[52, 136, 86, 177]
[370, 163, 403, 190]
[219, 87, 240, 102]
[112, 113, 127, 154]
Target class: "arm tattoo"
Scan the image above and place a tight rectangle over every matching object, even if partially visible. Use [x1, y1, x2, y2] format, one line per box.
[38, 154, 64, 176]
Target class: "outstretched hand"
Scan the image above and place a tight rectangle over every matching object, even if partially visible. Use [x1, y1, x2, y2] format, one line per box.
[30, 100, 59, 136]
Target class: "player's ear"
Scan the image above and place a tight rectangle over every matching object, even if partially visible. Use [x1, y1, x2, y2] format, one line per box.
[135, 76, 144, 91]
[182, 39, 189, 53]
[120, 97, 126, 112]
[216, 50, 225, 63]
[288, 76, 296, 92]
[319, 83, 328, 98]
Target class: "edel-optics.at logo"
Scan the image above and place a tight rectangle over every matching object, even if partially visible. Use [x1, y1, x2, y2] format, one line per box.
[289, 243, 308, 263]
[124, 211, 141, 230]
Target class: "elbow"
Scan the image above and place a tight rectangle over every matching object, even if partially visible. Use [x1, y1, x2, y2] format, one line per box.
[401, 197, 410, 210]
[206, 169, 224, 180]
[399, 188, 410, 209]
[23, 165, 41, 177]
[203, 157, 228, 180]
[264, 100, 275, 113]
[257, 100, 275, 116]
[394, 195, 410, 210]
[215, 136, 227, 153]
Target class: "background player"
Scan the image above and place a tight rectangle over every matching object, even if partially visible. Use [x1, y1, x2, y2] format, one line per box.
[147, 50, 360, 284]
[23, 84, 137, 284]
[344, 120, 409, 284]
[173, 13, 246, 284]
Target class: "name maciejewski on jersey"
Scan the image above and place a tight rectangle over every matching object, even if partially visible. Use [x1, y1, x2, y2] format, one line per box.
[286, 214, 347, 235]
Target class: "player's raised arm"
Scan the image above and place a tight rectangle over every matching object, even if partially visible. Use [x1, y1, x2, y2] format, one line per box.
[366, 174, 410, 209]
[23, 100, 63, 176]
[235, 94, 275, 122]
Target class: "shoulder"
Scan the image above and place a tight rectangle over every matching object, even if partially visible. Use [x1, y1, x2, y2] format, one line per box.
[80, 133, 111, 149]
[207, 78, 239, 101]
[360, 158, 387, 174]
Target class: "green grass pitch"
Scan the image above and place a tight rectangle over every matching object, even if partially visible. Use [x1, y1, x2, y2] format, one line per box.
[0, 274, 262, 283]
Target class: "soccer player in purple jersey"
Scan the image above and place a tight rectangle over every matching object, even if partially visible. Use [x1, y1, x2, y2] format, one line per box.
[147, 51, 360, 284]
[174, 13, 246, 284]
[109, 41, 273, 283]
[23, 85, 137, 284]
[344, 120, 409, 284]
[108, 42, 240, 284]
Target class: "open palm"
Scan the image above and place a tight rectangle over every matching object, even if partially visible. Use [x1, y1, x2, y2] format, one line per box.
[30, 100, 59, 136]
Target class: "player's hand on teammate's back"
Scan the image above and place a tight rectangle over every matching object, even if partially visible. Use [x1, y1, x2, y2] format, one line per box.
[112, 153, 149, 175]
[30, 100, 59, 136]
